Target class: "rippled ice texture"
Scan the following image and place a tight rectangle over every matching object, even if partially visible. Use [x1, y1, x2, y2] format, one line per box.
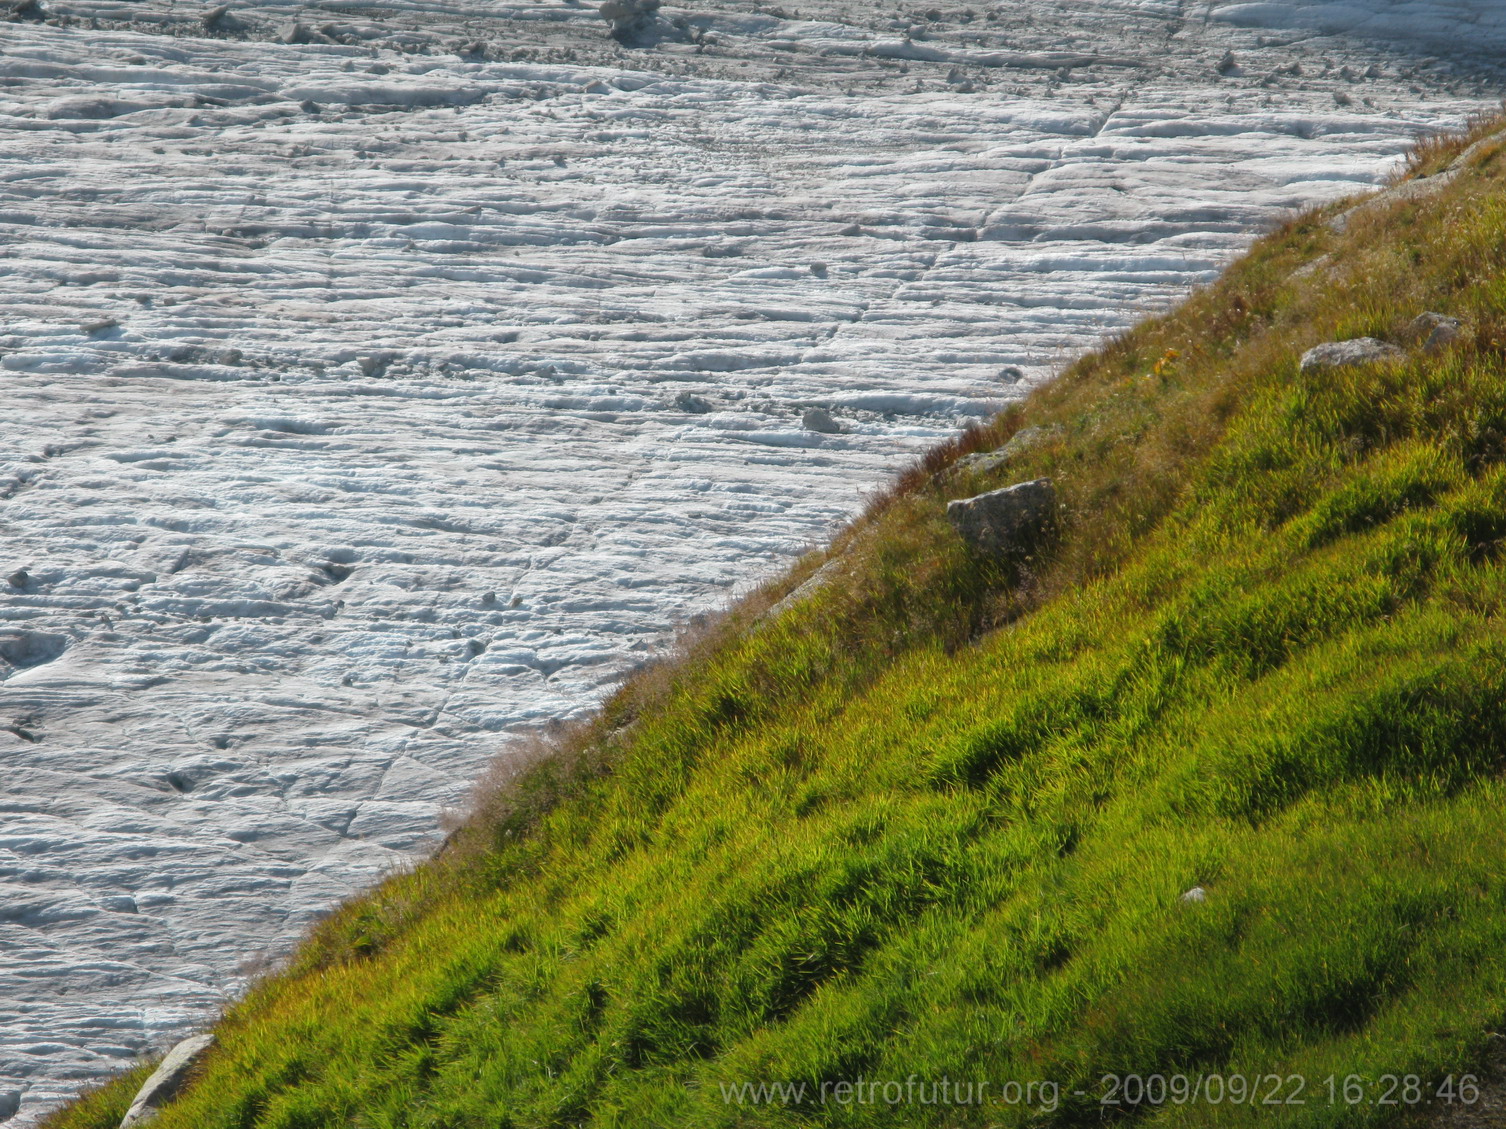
[1, 0, 1502, 1120]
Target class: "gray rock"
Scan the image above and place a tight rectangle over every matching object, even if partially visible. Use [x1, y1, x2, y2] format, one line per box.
[1386, 168, 1462, 204]
[801, 407, 841, 434]
[1323, 202, 1360, 236]
[1180, 886, 1207, 904]
[956, 449, 1011, 476]
[7, 0, 44, 21]
[1215, 50, 1237, 75]
[1327, 169, 1460, 234]
[0, 1091, 19, 1122]
[598, 0, 660, 41]
[1299, 338, 1403, 373]
[762, 557, 842, 621]
[6, 568, 28, 589]
[954, 424, 1059, 476]
[1287, 253, 1331, 282]
[946, 478, 1056, 556]
[276, 20, 310, 44]
[1410, 312, 1462, 353]
[356, 353, 395, 377]
[673, 391, 713, 414]
[1447, 128, 1506, 172]
[202, 5, 245, 32]
[0, 631, 68, 671]
[119, 1034, 215, 1128]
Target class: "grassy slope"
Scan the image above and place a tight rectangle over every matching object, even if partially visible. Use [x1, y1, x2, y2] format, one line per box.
[49, 116, 1506, 1129]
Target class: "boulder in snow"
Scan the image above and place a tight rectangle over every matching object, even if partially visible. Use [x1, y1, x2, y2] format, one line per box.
[202, 5, 246, 32]
[673, 391, 713, 414]
[598, 0, 660, 42]
[801, 407, 841, 434]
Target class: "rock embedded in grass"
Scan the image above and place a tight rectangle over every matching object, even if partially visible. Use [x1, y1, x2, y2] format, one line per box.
[1287, 253, 1332, 282]
[761, 556, 844, 621]
[1448, 129, 1506, 172]
[1298, 338, 1403, 373]
[946, 478, 1056, 556]
[118, 1034, 214, 1128]
[955, 424, 1060, 477]
[1328, 169, 1461, 233]
[1411, 312, 1463, 353]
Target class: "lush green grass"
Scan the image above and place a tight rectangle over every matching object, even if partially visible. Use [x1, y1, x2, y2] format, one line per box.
[48, 115, 1506, 1129]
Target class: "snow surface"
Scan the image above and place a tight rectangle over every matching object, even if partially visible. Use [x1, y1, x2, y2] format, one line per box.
[1, 0, 1502, 1120]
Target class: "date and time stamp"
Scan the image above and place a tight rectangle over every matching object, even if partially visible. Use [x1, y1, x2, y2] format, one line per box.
[1091, 1072, 1485, 1109]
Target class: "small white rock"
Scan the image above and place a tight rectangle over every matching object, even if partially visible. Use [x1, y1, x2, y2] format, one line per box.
[119, 1034, 215, 1128]
[1180, 886, 1207, 904]
[1299, 338, 1403, 373]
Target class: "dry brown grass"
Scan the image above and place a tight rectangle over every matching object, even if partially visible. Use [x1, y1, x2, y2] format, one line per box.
[1393, 105, 1506, 182]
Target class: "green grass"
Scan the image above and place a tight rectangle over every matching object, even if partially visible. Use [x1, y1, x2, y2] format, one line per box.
[47, 112, 1506, 1129]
